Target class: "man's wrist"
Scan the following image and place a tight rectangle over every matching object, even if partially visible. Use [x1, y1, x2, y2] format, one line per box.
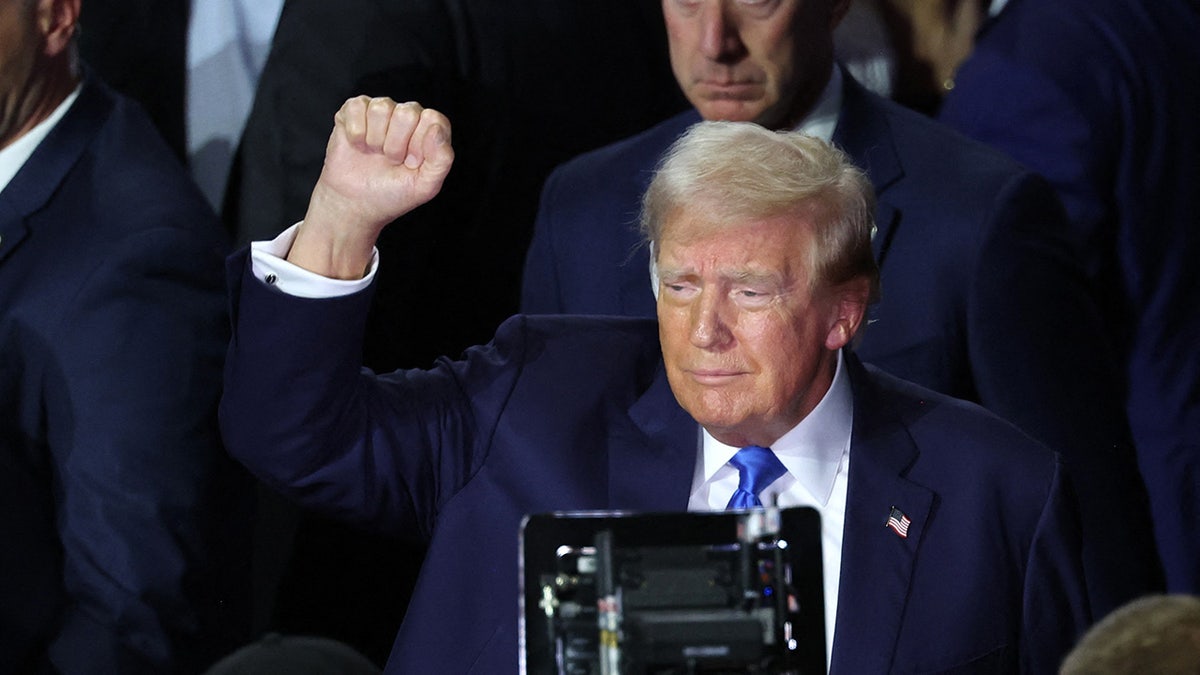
[286, 183, 385, 279]
[250, 223, 378, 299]
[285, 222, 375, 279]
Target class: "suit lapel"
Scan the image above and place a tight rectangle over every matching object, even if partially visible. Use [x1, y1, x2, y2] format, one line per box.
[0, 79, 108, 267]
[829, 356, 934, 674]
[612, 360, 698, 512]
[833, 74, 903, 267]
[0, 199, 29, 266]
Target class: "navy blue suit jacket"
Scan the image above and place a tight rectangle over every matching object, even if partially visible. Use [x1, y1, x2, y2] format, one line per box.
[222, 250, 1089, 673]
[938, 0, 1200, 595]
[0, 79, 251, 673]
[520, 74, 1160, 616]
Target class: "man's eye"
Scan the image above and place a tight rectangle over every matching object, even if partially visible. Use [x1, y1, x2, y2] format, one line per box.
[662, 280, 698, 298]
[736, 286, 772, 298]
[734, 288, 774, 306]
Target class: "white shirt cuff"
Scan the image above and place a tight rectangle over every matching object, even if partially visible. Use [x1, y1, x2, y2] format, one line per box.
[248, 222, 379, 299]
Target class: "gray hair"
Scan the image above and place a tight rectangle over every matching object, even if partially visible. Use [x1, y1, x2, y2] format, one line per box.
[640, 121, 879, 300]
[1059, 594, 1200, 674]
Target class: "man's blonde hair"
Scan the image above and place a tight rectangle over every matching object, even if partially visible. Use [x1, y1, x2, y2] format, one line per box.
[640, 121, 879, 300]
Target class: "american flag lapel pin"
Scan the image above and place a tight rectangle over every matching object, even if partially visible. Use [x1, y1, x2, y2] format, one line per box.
[885, 506, 911, 539]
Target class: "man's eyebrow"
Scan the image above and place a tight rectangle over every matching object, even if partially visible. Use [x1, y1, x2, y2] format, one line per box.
[729, 269, 785, 286]
[655, 265, 695, 279]
[656, 267, 787, 284]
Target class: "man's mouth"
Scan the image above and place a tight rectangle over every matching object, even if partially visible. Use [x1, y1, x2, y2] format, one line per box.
[696, 80, 761, 100]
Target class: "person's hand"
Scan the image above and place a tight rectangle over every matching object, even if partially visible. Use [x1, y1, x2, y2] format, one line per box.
[288, 97, 454, 279]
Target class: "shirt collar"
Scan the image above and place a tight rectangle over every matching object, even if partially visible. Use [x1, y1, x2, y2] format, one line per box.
[699, 349, 854, 506]
[0, 86, 82, 194]
[791, 64, 843, 143]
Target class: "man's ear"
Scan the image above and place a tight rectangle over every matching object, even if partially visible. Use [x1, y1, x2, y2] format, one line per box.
[824, 277, 871, 350]
[38, 0, 80, 58]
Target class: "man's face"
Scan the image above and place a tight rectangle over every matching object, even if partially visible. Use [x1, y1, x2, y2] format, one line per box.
[656, 208, 858, 448]
[662, 0, 843, 129]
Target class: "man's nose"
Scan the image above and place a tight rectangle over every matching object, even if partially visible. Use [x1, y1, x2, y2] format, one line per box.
[690, 290, 733, 350]
[698, 1, 748, 62]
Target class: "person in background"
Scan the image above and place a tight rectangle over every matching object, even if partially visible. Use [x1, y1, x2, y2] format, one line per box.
[0, 0, 251, 671]
[203, 633, 381, 675]
[935, 0, 1200, 595]
[1059, 594, 1200, 675]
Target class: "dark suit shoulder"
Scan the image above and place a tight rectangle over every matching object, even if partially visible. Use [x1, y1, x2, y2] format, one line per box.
[41, 78, 222, 245]
[854, 84, 1037, 188]
[858, 359, 1057, 472]
[3, 78, 227, 315]
[477, 314, 662, 389]
[497, 313, 659, 342]
[549, 109, 702, 181]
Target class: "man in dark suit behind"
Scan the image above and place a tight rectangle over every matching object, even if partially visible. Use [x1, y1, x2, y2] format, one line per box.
[936, 0, 1200, 595]
[221, 96, 1089, 673]
[0, 0, 251, 671]
[520, 0, 1161, 618]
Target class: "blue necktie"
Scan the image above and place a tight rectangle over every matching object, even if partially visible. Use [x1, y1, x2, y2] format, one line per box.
[725, 445, 786, 510]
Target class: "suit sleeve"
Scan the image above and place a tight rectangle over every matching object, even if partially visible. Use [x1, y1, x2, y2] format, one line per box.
[966, 170, 1162, 615]
[220, 249, 521, 541]
[45, 226, 250, 673]
[1021, 457, 1090, 674]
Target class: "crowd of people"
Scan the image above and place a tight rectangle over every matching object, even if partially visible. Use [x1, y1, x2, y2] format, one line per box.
[1, 0, 1196, 673]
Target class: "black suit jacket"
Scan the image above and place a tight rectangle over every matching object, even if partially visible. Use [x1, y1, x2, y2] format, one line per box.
[0, 78, 250, 674]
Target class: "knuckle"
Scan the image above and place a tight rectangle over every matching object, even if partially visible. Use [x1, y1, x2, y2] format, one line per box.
[367, 97, 396, 116]
[394, 101, 423, 119]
